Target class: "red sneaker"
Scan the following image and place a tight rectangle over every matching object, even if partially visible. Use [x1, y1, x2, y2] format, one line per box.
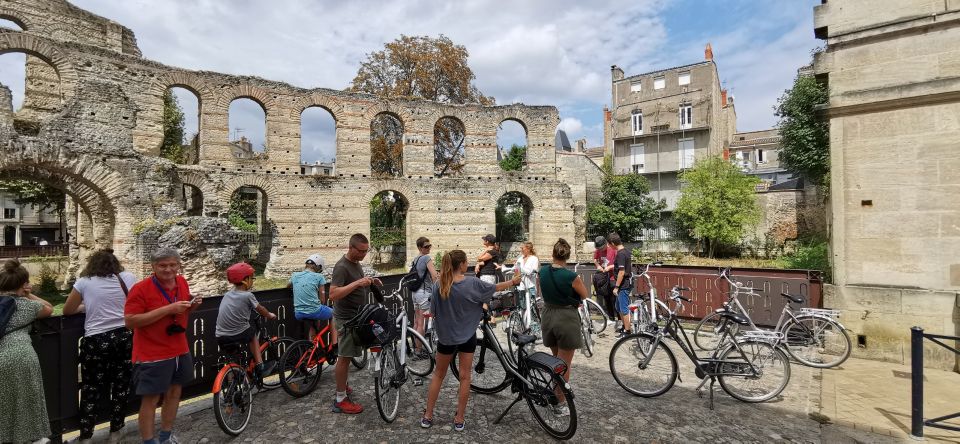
[332, 397, 363, 414]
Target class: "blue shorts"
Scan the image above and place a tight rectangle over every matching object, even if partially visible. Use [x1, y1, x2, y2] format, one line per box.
[295, 305, 333, 321]
[617, 287, 632, 316]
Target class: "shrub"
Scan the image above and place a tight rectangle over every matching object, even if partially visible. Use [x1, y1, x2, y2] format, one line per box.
[782, 238, 831, 282]
[36, 262, 60, 298]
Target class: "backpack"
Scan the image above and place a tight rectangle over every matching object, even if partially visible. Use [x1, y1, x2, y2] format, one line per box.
[404, 255, 430, 292]
[592, 271, 611, 297]
[346, 303, 397, 347]
[0, 296, 27, 340]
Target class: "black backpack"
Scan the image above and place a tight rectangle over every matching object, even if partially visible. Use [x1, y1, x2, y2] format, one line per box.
[592, 271, 611, 297]
[404, 255, 430, 292]
[346, 303, 397, 347]
[0, 296, 26, 340]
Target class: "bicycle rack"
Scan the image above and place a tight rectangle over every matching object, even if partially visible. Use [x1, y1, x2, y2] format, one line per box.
[798, 308, 841, 319]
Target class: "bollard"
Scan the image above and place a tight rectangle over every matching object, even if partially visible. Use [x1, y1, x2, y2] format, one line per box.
[910, 326, 924, 439]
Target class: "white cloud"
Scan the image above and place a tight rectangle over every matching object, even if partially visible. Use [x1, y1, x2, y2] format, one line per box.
[556, 117, 583, 135]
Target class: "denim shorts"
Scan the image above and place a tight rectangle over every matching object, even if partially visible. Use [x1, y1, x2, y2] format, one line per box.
[132, 353, 194, 395]
[295, 305, 333, 321]
[617, 287, 632, 315]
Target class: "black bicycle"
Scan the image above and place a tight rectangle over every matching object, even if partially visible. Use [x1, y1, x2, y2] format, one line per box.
[451, 299, 578, 440]
[609, 286, 791, 409]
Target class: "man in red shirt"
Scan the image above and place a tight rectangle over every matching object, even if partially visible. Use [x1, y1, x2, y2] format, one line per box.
[592, 236, 617, 322]
[124, 248, 200, 444]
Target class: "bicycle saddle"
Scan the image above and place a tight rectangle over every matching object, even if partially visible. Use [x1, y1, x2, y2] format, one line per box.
[780, 292, 805, 304]
[512, 332, 538, 346]
[720, 311, 751, 326]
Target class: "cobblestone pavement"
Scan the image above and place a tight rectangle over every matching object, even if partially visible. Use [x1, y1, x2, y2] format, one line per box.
[111, 325, 903, 443]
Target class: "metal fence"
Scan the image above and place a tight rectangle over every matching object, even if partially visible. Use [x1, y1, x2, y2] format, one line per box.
[910, 327, 960, 438]
[34, 264, 820, 441]
[0, 244, 68, 258]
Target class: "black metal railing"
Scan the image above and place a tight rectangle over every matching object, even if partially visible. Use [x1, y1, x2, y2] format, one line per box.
[910, 326, 960, 438]
[0, 244, 68, 258]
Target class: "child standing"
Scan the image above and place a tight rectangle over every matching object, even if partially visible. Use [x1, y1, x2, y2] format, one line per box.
[215, 262, 277, 381]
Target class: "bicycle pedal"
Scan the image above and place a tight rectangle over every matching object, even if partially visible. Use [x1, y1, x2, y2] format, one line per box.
[412, 377, 423, 387]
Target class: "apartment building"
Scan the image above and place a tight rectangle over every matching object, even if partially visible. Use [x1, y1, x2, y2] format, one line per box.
[729, 129, 793, 188]
[609, 44, 736, 231]
[0, 191, 64, 246]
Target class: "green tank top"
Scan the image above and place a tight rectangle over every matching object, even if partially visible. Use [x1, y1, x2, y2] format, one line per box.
[538, 265, 579, 306]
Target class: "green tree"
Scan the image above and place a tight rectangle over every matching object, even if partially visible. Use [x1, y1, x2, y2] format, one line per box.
[674, 156, 761, 257]
[499, 144, 526, 171]
[226, 193, 257, 232]
[0, 179, 66, 213]
[370, 191, 407, 247]
[496, 192, 529, 242]
[370, 113, 404, 177]
[587, 173, 666, 240]
[160, 90, 187, 164]
[775, 74, 829, 185]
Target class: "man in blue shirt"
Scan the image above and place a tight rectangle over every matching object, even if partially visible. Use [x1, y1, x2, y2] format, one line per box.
[289, 254, 333, 340]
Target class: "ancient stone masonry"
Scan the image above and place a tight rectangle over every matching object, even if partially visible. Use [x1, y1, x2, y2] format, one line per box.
[0, 0, 599, 287]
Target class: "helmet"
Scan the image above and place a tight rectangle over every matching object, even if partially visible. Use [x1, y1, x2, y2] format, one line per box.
[306, 254, 325, 268]
[226, 262, 255, 284]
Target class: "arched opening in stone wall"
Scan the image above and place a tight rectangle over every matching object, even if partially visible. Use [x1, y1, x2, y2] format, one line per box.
[496, 191, 533, 254]
[434, 116, 466, 177]
[228, 98, 267, 158]
[0, 50, 64, 135]
[180, 183, 203, 217]
[497, 119, 528, 171]
[370, 112, 404, 178]
[0, 17, 25, 31]
[228, 186, 272, 265]
[370, 190, 408, 271]
[300, 106, 336, 175]
[160, 86, 200, 164]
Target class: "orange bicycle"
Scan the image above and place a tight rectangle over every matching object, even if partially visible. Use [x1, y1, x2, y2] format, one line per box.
[279, 320, 338, 397]
[212, 314, 293, 435]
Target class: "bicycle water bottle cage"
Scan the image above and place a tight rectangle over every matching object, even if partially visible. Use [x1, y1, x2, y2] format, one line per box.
[720, 311, 751, 326]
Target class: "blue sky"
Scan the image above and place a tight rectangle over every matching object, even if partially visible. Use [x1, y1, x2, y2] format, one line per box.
[0, 0, 820, 163]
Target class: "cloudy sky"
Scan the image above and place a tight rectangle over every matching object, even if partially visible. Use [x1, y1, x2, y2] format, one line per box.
[0, 0, 820, 163]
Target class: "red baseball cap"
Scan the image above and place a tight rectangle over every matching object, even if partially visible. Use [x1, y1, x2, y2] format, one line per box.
[226, 262, 255, 284]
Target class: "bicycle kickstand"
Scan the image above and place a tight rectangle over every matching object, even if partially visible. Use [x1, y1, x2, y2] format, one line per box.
[694, 377, 717, 410]
[494, 394, 523, 424]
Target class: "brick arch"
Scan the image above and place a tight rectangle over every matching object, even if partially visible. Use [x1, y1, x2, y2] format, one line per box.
[217, 175, 281, 207]
[174, 168, 218, 211]
[0, 13, 30, 31]
[150, 72, 217, 108]
[367, 181, 418, 211]
[216, 84, 276, 110]
[489, 185, 542, 210]
[293, 93, 346, 124]
[39, 23, 79, 42]
[0, 33, 79, 107]
[361, 102, 414, 129]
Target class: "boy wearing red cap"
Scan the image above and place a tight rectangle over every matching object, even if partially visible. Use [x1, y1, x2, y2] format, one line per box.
[215, 262, 277, 381]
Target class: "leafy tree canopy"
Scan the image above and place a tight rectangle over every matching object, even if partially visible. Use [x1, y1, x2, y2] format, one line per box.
[775, 74, 829, 185]
[160, 90, 187, 164]
[499, 144, 526, 171]
[587, 173, 666, 241]
[0, 179, 65, 212]
[674, 156, 761, 257]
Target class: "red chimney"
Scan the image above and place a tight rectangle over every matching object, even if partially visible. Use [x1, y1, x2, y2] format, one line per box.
[604, 107, 611, 122]
[705, 43, 714, 61]
[721, 89, 728, 107]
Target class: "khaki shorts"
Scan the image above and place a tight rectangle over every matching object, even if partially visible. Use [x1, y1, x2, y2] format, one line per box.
[540, 304, 583, 350]
[334, 318, 363, 358]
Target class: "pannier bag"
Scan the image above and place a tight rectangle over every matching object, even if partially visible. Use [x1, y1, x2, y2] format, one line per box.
[347, 303, 396, 347]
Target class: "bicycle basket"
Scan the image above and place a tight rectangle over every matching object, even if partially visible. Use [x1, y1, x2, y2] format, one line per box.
[347, 303, 397, 347]
[489, 290, 517, 312]
[526, 351, 567, 376]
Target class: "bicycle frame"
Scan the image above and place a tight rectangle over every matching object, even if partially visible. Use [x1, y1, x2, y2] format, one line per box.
[373, 278, 433, 373]
[292, 323, 333, 370]
[506, 269, 541, 330]
[477, 310, 536, 388]
[633, 262, 670, 331]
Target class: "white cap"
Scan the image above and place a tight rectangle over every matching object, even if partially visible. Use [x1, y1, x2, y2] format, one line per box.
[306, 254, 325, 268]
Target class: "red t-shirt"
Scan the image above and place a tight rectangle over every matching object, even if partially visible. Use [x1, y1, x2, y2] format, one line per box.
[125, 275, 192, 362]
[594, 247, 616, 274]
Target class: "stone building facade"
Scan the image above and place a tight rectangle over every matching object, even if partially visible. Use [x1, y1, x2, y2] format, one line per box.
[814, 0, 960, 368]
[0, 0, 599, 283]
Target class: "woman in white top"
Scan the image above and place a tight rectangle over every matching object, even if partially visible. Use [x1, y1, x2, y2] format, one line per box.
[510, 241, 540, 308]
[63, 249, 137, 444]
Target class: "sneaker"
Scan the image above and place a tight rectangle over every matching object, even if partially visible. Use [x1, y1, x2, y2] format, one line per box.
[553, 404, 570, 417]
[332, 397, 364, 414]
[616, 330, 632, 339]
[454, 419, 465, 432]
[159, 434, 181, 444]
[420, 416, 433, 429]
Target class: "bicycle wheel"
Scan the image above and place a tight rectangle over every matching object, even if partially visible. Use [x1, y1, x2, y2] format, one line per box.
[374, 344, 402, 423]
[717, 340, 791, 403]
[523, 365, 577, 440]
[579, 320, 593, 358]
[608, 332, 677, 397]
[260, 337, 295, 389]
[404, 328, 436, 377]
[451, 336, 511, 394]
[213, 366, 253, 436]
[584, 299, 607, 334]
[279, 340, 322, 398]
[693, 311, 732, 351]
[351, 348, 369, 369]
[782, 316, 851, 368]
[505, 310, 525, 358]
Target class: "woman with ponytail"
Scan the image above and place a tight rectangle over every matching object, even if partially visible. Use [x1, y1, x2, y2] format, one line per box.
[421, 250, 520, 432]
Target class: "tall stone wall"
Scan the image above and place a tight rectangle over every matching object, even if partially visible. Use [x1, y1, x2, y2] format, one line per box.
[0, 0, 592, 287]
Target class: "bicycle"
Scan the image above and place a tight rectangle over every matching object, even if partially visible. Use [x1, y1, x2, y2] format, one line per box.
[609, 286, 791, 409]
[278, 318, 339, 398]
[625, 261, 671, 334]
[451, 294, 578, 440]
[503, 269, 543, 358]
[213, 314, 294, 435]
[370, 276, 436, 422]
[573, 262, 608, 336]
[692, 267, 851, 368]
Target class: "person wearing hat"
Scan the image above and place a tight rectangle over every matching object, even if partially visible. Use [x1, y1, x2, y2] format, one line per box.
[289, 254, 334, 340]
[476, 234, 502, 285]
[215, 262, 277, 382]
[592, 236, 618, 322]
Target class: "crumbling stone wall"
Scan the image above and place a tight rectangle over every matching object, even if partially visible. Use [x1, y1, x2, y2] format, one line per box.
[0, 0, 594, 289]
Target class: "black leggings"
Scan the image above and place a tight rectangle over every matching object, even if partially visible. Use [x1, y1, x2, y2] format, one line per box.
[79, 327, 133, 439]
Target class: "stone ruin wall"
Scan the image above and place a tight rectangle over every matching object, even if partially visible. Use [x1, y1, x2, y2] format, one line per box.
[0, 0, 599, 288]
